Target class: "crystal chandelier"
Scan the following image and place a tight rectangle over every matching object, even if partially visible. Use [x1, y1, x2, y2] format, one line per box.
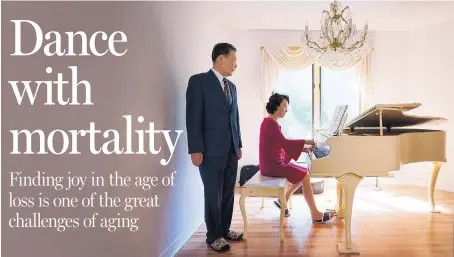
[302, 0, 369, 66]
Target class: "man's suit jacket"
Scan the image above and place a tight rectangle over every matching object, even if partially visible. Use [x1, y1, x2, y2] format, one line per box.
[186, 69, 242, 157]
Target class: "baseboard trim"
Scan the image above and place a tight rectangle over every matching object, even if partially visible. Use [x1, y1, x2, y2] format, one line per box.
[158, 221, 202, 257]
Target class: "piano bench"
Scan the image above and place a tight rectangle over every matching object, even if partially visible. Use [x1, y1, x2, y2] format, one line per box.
[237, 172, 292, 242]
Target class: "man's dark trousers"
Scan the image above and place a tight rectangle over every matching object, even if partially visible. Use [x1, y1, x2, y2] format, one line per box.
[199, 141, 238, 244]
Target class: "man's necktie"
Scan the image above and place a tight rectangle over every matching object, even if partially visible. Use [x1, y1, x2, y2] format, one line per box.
[222, 78, 232, 106]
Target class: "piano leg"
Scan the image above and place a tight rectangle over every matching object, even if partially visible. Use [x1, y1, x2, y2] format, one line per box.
[372, 177, 382, 191]
[336, 173, 363, 254]
[336, 182, 345, 219]
[428, 161, 443, 213]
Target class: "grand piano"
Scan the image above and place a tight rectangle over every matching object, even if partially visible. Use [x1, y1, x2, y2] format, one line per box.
[309, 103, 447, 254]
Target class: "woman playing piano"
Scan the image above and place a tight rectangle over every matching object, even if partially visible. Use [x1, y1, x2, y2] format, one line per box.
[259, 93, 334, 223]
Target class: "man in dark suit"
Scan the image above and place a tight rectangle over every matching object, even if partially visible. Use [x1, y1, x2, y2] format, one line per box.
[186, 43, 243, 253]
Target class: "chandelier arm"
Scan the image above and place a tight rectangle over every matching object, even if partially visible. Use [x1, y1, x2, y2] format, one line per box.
[321, 10, 329, 27]
[340, 6, 351, 47]
[306, 44, 324, 54]
[346, 35, 367, 51]
[341, 16, 349, 24]
[340, 6, 350, 28]
[340, 8, 351, 42]
[306, 38, 328, 53]
[306, 39, 328, 52]
[340, 6, 349, 18]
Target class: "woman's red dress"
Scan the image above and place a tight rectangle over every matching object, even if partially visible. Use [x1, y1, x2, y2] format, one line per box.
[259, 117, 309, 184]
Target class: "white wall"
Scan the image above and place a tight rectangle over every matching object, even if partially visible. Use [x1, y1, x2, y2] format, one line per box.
[230, 25, 454, 192]
[370, 21, 454, 192]
[155, 3, 232, 256]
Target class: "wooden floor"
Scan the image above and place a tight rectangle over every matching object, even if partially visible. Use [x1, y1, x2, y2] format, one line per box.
[177, 182, 454, 257]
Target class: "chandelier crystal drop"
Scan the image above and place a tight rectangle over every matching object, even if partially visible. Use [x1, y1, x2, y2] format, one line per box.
[302, 0, 370, 66]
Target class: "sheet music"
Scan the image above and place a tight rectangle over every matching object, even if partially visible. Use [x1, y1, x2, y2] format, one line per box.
[328, 105, 348, 136]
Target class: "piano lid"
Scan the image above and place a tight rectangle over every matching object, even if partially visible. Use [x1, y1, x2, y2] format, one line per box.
[345, 103, 447, 129]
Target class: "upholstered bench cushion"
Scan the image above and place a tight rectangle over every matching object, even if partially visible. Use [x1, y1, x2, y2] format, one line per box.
[242, 171, 287, 188]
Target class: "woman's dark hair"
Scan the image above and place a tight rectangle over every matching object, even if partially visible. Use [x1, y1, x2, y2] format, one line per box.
[266, 93, 289, 114]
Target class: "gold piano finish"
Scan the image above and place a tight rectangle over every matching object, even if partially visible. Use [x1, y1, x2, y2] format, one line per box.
[310, 103, 447, 254]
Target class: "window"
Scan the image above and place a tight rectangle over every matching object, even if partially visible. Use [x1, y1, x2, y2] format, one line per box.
[273, 66, 313, 139]
[272, 64, 361, 162]
[320, 66, 361, 129]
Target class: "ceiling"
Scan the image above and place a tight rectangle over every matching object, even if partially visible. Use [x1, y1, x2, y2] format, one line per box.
[201, 1, 454, 31]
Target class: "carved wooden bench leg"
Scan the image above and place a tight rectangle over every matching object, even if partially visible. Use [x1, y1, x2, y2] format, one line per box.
[240, 188, 248, 239]
[278, 188, 287, 242]
[285, 180, 292, 209]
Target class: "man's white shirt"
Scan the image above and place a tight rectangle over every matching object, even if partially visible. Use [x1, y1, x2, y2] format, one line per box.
[211, 68, 226, 90]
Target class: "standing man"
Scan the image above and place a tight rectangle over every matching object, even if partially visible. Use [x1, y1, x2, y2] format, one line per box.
[186, 43, 243, 253]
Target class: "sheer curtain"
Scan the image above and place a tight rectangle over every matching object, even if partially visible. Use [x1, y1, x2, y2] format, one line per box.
[260, 46, 373, 113]
[357, 52, 372, 112]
